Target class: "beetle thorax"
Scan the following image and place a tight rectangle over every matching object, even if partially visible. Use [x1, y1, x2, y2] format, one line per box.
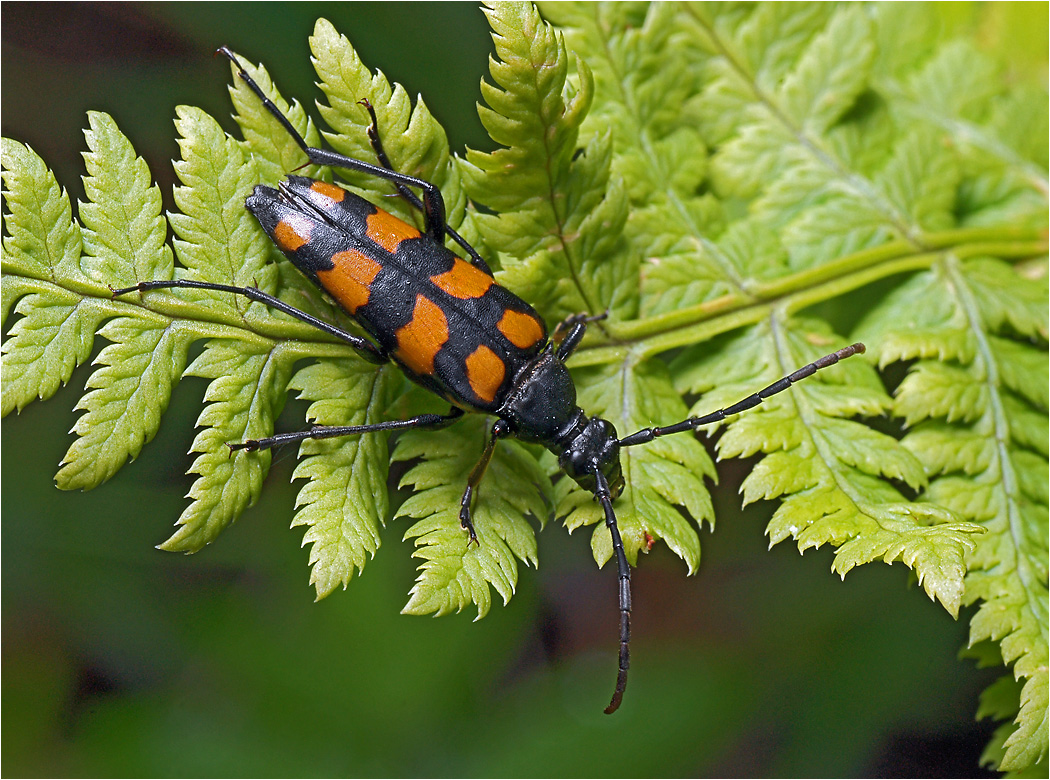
[501, 350, 624, 497]
[556, 415, 624, 498]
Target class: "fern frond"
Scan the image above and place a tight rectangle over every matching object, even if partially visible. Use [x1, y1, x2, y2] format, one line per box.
[2, 5, 1046, 768]
[541, 3, 734, 313]
[544, 5, 1045, 765]
[462, 1, 635, 321]
[673, 317, 982, 614]
[2, 137, 98, 414]
[289, 361, 399, 598]
[858, 257, 1048, 771]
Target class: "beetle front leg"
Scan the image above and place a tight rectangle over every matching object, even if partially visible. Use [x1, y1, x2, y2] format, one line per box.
[458, 419, 510, 546]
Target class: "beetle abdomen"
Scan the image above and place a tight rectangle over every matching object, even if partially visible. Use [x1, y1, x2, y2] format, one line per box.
[247, 177, 549, 411]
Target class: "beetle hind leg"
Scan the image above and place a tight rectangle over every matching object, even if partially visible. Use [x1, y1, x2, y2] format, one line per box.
[112, 279, 387, 365]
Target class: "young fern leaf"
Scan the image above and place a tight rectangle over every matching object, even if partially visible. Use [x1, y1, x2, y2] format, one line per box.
[216, 42, 411, 586]
[541, 2, 735, 314]
[223, 53, 338, 320]
[462, 1, 634, 322]
[59, 114, 189, 492]
[289, 360, 399, 599]
[221, 49, 422, 588]
[1, 139, 96, 414]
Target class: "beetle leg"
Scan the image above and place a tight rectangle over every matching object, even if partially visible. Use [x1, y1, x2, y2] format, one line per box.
[217, 47, 492, 275]
[553, 311, 608, 361]
[229, 408, 465, 453]
[618, 343, 867, 447]
[458, 419, 510, 546]
[112, 280, 386, 365]
[356, 99, 492, 275]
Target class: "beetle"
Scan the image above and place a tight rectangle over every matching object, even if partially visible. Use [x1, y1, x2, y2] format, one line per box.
[114, 47, 865, 714]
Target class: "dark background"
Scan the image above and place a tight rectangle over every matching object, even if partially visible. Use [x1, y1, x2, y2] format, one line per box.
[2, 3, 1026, 776]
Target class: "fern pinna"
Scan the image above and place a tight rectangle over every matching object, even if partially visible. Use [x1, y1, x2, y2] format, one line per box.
[2, 2, 1046, 770]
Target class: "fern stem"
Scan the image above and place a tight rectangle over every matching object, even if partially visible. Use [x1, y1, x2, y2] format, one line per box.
[572, 228, 1046, 366]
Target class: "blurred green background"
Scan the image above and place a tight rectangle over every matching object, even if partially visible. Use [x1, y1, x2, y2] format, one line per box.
[5, 2, 1039, 776]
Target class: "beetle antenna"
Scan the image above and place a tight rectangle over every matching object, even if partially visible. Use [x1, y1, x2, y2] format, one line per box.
[617, 343, 866, 447]
[595, 470, 631, 714]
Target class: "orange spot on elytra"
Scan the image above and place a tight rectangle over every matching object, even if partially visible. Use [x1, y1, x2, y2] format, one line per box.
[497, 309, 545, 349]
[367, 209, 421, 252]
[430, 258, 494, 299]
[395, 295, 449, 375]
[309, 181, 347, 202]
[317, 249, 382, 314]
[274, 218, 310, 252]
[465, 344, 506, 403]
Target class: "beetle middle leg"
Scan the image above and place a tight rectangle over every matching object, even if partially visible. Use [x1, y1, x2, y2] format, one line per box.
[356, 98, 491, 274]
[229, 407, 465, 453]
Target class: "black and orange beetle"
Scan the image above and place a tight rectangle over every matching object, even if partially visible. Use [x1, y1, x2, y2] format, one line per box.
[114, 48, 865, 714]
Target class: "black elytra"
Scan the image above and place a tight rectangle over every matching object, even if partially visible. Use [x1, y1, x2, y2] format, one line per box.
[112, 46, 866, 715]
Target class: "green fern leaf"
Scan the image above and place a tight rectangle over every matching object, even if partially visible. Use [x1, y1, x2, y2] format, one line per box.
[858, 256, 1049, 771]
[673, 317, 982, 614]
[395, 415, 547, 618]
[45, 114, 189, 489]
[463, 1, 636, 321]
[1, 138, 87, 284]
[168, 105, 276, 305]
[1, 139, 102, 414]
[557, 358, 715, 573]
[78, 113, 173, 287]
[288, 361, 399, 598]
[0, 284, 102, 416]
[225, 56, 323, 187]
[57, 314, 192, 491]
[160, 338, 297, 553]
[542, 2, 744, 317]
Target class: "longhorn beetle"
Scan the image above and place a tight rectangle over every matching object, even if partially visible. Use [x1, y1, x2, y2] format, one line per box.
[113, 47, 866, 714]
